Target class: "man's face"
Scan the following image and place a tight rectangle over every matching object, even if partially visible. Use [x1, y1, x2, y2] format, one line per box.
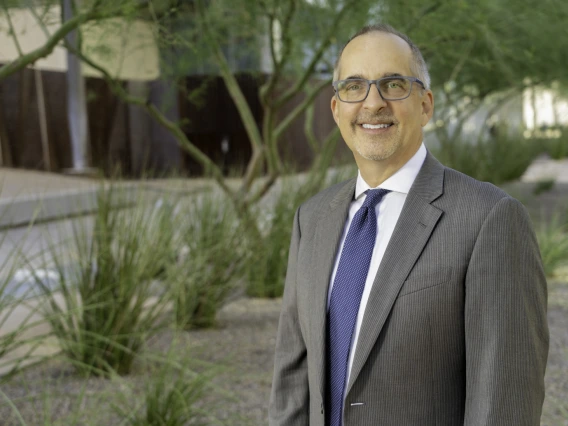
[331, 32, 434, 170]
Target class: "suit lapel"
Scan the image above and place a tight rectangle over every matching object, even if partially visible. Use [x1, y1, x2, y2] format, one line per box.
[310, 178, 357, 397]
[346, 153, 446, 394]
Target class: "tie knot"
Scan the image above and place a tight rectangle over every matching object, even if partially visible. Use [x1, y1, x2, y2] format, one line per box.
[363, 188, 390, 209]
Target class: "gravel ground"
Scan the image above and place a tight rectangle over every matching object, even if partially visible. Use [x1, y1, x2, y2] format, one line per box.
[1, 290, 567, 426]
[0, 298, 281, 426]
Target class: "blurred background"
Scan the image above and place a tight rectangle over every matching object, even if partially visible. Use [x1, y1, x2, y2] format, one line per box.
[1, 0, 567, 179]
[1, 0, 568, 425]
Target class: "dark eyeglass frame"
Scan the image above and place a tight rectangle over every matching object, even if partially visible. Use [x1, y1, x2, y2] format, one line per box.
[332, 76, 426, 103]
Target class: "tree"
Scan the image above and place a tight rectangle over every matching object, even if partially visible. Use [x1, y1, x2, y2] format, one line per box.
[2, 0, 375, 212]
[381, 0, 568, 158]
[3, 0, 568, 222]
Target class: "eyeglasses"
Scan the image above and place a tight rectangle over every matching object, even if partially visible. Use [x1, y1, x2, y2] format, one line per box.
[332, 76, 425, 103]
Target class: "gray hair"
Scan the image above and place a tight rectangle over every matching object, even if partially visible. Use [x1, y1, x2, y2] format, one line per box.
[333, 23, 431, 90]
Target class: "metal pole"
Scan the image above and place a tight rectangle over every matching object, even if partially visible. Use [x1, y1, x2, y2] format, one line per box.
[34, 67, 51, 171]
[63, 0, 91, 174]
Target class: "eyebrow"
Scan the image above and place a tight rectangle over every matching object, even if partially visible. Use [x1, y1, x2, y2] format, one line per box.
[343, 72, 404, 80]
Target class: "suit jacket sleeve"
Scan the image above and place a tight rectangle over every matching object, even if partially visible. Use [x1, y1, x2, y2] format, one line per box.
[464, 196, 549, 425]
[269, 207, 310, 425]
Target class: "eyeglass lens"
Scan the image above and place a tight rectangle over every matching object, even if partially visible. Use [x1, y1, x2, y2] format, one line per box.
[337, 77, 412, 102]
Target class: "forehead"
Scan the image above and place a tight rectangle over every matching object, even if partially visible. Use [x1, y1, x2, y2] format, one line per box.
[337, 32, 413, 80]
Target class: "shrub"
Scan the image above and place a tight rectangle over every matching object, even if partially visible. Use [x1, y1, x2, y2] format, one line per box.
[168, 191, 243, 329]
[433, 135, 541, 185]
[246, 165, 356, 298]
[113, 351, 212, 426]
[533, 178, 555, 196]
[541, 132, 568, 159]
[535, 213, 568, 277]
[0, 227, 49, 377]
[245, 182, 299, 298]
[32, 185, 177, 376]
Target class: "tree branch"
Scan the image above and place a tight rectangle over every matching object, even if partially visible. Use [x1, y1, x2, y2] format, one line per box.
[475, 88, 521, 145]
[196, 0, 264, 156]
[478, 23, 517, 85]
[27, 2, 52, 39]
[448, 37, 475, 83]
[2, 5, 24, 57]
[67, 43, 235, 199]
[0, 8, 105, 80]
[403, 2, 442, 34]
[304, 102, 319, 153]
[240, 145, 266, 195]
[273, 0, 357, 110]
[260, 0, 298, 106]
[245, 171, 278, 205]
[273, 78, 330, 140]
[308, 125, 340, 188]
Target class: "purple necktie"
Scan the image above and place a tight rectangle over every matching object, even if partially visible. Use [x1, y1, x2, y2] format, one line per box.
[326, 188, 390, 426]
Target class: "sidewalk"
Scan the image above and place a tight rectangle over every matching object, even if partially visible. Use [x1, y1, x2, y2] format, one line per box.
[0, 168, 213, 229]
[521, 155, 568, 183]
[0, 168, 99, 228]
[1, 154, 566, 227]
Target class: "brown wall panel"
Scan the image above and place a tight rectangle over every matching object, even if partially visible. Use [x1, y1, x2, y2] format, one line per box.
[0, 67, 339, 177]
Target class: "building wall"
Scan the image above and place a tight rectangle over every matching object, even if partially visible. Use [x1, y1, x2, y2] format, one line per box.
[0, 6, 159, 80]
[0, 70, 339, 176]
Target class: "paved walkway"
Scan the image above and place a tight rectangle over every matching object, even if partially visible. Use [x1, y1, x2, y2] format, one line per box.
[522, 156, 568, 183]
[0, 168, 214, 228]
[0, 153, 564, 228]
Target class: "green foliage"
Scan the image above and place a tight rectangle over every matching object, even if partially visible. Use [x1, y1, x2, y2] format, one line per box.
[533, 178, 556, 196]
[113, 347, 212, 426]
[432, 135, 541, 185]
[384, 0, 568, 92]
[0, 225, 49, 377]
[246, 165, 356, 298]
[536, 213, 568, 277]
[541, 134, 568, 159]
[245, 180, 301, 299]
[33, 185, 177, 376]
[168, 191, 243, 329]
[154, 0, 370, 77]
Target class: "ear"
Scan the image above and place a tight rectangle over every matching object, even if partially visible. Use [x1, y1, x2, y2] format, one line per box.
[331, 94, 340, 125]
[420, 90, 434, 127]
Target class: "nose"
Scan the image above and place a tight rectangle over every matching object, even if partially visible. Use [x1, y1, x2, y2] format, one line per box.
[362, 82, 388, 110]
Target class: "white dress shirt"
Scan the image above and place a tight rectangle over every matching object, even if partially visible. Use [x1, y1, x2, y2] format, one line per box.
[327, 143, 427, 397]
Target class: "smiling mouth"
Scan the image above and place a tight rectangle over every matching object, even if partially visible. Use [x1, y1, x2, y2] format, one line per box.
[361, 123, 393, 129]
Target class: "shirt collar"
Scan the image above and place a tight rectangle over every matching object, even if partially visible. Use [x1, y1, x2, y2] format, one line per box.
[355, 143, 427, 200]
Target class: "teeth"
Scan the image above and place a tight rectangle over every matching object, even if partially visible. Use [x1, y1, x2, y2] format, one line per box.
[362, 123, 391, 129]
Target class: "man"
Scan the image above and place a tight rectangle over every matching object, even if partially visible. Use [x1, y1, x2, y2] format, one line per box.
[269, 24, 549, 426]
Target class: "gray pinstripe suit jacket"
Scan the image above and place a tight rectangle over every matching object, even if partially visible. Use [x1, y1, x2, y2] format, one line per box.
[269, 152, 549, 426]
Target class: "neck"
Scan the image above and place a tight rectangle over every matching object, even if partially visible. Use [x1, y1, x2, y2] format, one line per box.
[356, 145, 420, 187]
[358, 163, 399, 187]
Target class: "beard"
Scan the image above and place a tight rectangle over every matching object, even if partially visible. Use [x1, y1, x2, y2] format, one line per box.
[349, 112, 400, 161]
[354, 133, 400, 161]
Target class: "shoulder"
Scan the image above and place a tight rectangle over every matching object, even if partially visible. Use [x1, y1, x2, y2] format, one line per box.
[296, 177, 355, 221]
[439, 165, 527, 224]
[443, 167, 509, 204]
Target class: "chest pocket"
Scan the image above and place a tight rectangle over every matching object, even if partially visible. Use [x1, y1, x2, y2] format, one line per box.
[398, 266, 453, 297]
